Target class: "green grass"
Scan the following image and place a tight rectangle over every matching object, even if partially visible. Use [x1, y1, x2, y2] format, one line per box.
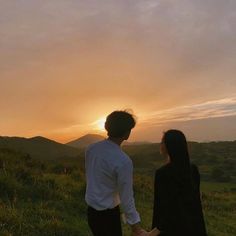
[123, 179, 236, 236]
[0, 147, 236, 235]
[201, 182, 236, 236]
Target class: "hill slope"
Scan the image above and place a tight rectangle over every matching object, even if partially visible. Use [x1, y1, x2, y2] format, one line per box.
[0, 142, 236, 236]
[0, 136, 81, 160]
[66, 134, 105, 148]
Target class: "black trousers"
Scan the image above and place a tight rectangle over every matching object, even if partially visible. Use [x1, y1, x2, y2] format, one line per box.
[87, 205, 122, 236]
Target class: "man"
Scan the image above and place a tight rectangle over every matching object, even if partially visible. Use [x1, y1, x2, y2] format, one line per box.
[85, 111, 159, 236]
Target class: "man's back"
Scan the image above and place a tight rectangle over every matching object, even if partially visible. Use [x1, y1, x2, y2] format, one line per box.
[85, 139, 131, 210]
[85, 111, 142, 236]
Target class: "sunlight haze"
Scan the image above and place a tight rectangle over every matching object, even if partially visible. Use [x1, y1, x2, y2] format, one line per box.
[0, 0, 236, 143]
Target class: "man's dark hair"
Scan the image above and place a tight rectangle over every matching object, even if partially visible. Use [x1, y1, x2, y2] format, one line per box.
[105, 110, 136, 138]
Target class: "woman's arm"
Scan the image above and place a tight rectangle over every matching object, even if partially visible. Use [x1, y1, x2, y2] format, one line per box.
[152, 171, 167, 234]
[192, 164, 208, 236]
[152, 171, 158, 229]
[152, 169, 172, 236]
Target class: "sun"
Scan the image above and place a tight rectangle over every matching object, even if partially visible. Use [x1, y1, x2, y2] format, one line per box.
[95, 117, 106, 131]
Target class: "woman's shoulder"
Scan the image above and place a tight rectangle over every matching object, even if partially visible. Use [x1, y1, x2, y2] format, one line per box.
[190, 163, 199, 174]
[190, 163, 200, 183]
[155, 163, 200, 175]
[155, 163, 173, 178]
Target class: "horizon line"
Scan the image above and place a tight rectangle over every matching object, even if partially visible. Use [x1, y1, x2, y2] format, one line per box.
[1, 134, 235, 145]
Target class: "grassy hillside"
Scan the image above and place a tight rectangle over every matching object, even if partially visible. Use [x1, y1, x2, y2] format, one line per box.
[0, 148, 88, 236]
[0, 141, 235, 235]
[0, 136, 82, 160]
[123, 141, 236, 183]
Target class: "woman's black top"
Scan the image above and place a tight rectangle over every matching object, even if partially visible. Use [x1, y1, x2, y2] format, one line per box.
[152, 163, 207, 236]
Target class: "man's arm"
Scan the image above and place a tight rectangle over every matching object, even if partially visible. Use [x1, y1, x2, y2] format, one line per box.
[116, 159, 141, 226]
[116, 159, 160, 236]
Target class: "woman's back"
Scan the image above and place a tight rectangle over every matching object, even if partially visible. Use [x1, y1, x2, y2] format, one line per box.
[152, 163, 207, 236]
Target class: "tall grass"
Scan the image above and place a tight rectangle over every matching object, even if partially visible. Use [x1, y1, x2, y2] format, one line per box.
[0, 148, 235, 235]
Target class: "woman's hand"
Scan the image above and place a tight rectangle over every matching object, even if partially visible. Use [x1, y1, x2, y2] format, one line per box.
[131, 226, 160, 236]
[148, 228, 160, 236]
[131, 228, 148, 236]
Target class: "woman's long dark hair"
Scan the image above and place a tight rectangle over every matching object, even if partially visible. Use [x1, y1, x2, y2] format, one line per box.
[162, 130, 192, 186]
[162, 130, 204, 233]
[163, 129, 190, 168]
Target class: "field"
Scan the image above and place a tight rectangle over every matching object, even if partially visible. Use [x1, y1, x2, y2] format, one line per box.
[0, 141, 235, 235]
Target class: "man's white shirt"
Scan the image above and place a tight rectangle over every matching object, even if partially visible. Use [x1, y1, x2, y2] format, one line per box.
[85, 139, 140, 225]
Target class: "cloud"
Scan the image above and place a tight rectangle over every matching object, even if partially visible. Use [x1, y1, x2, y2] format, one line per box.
[140, 95, 236, 126]
[0, 0, 236, 141]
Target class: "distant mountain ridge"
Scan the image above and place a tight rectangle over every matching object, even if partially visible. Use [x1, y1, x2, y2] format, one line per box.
[0, 136, 81, 160]
[124, 141, 152, 146]
[2, 134, 234, 161]
[66, 134, 153, 148]
[0, 134, 151, 160]
[66, 134, 105, 148]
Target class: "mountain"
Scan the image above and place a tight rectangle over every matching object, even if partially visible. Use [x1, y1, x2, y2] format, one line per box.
[123, 141, 152, 146]
[66, 134, 105, 148]
[0, 136, 81, 160]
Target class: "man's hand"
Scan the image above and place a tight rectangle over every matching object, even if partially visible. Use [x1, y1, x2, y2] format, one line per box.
[131, 228, 148, 236]
[131, 226, 160, 236]
[131, 223, 147, 236]
[148, 228, 160, 236]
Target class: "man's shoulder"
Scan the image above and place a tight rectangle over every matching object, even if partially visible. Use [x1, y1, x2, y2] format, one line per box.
[86, 140, 107, 153]
[120, 152, 132, 164]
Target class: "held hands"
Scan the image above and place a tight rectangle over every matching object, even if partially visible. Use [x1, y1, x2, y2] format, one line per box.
[148, 228, 161, 236]
[131, 228, 148, 236]
[131, 226, 160, 236]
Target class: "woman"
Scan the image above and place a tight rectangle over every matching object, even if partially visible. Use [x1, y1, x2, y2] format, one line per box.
[152, 130, 207, 236]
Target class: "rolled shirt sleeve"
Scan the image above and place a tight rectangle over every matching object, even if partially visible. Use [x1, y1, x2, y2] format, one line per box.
[117, 159, 141, 225]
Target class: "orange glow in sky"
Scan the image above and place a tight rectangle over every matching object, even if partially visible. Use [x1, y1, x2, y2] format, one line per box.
[94, 118, 106, 131]
[0, 1, 236, 143]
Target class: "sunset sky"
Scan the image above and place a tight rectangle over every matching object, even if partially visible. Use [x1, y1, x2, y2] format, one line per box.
[1, 0, 236, 143]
